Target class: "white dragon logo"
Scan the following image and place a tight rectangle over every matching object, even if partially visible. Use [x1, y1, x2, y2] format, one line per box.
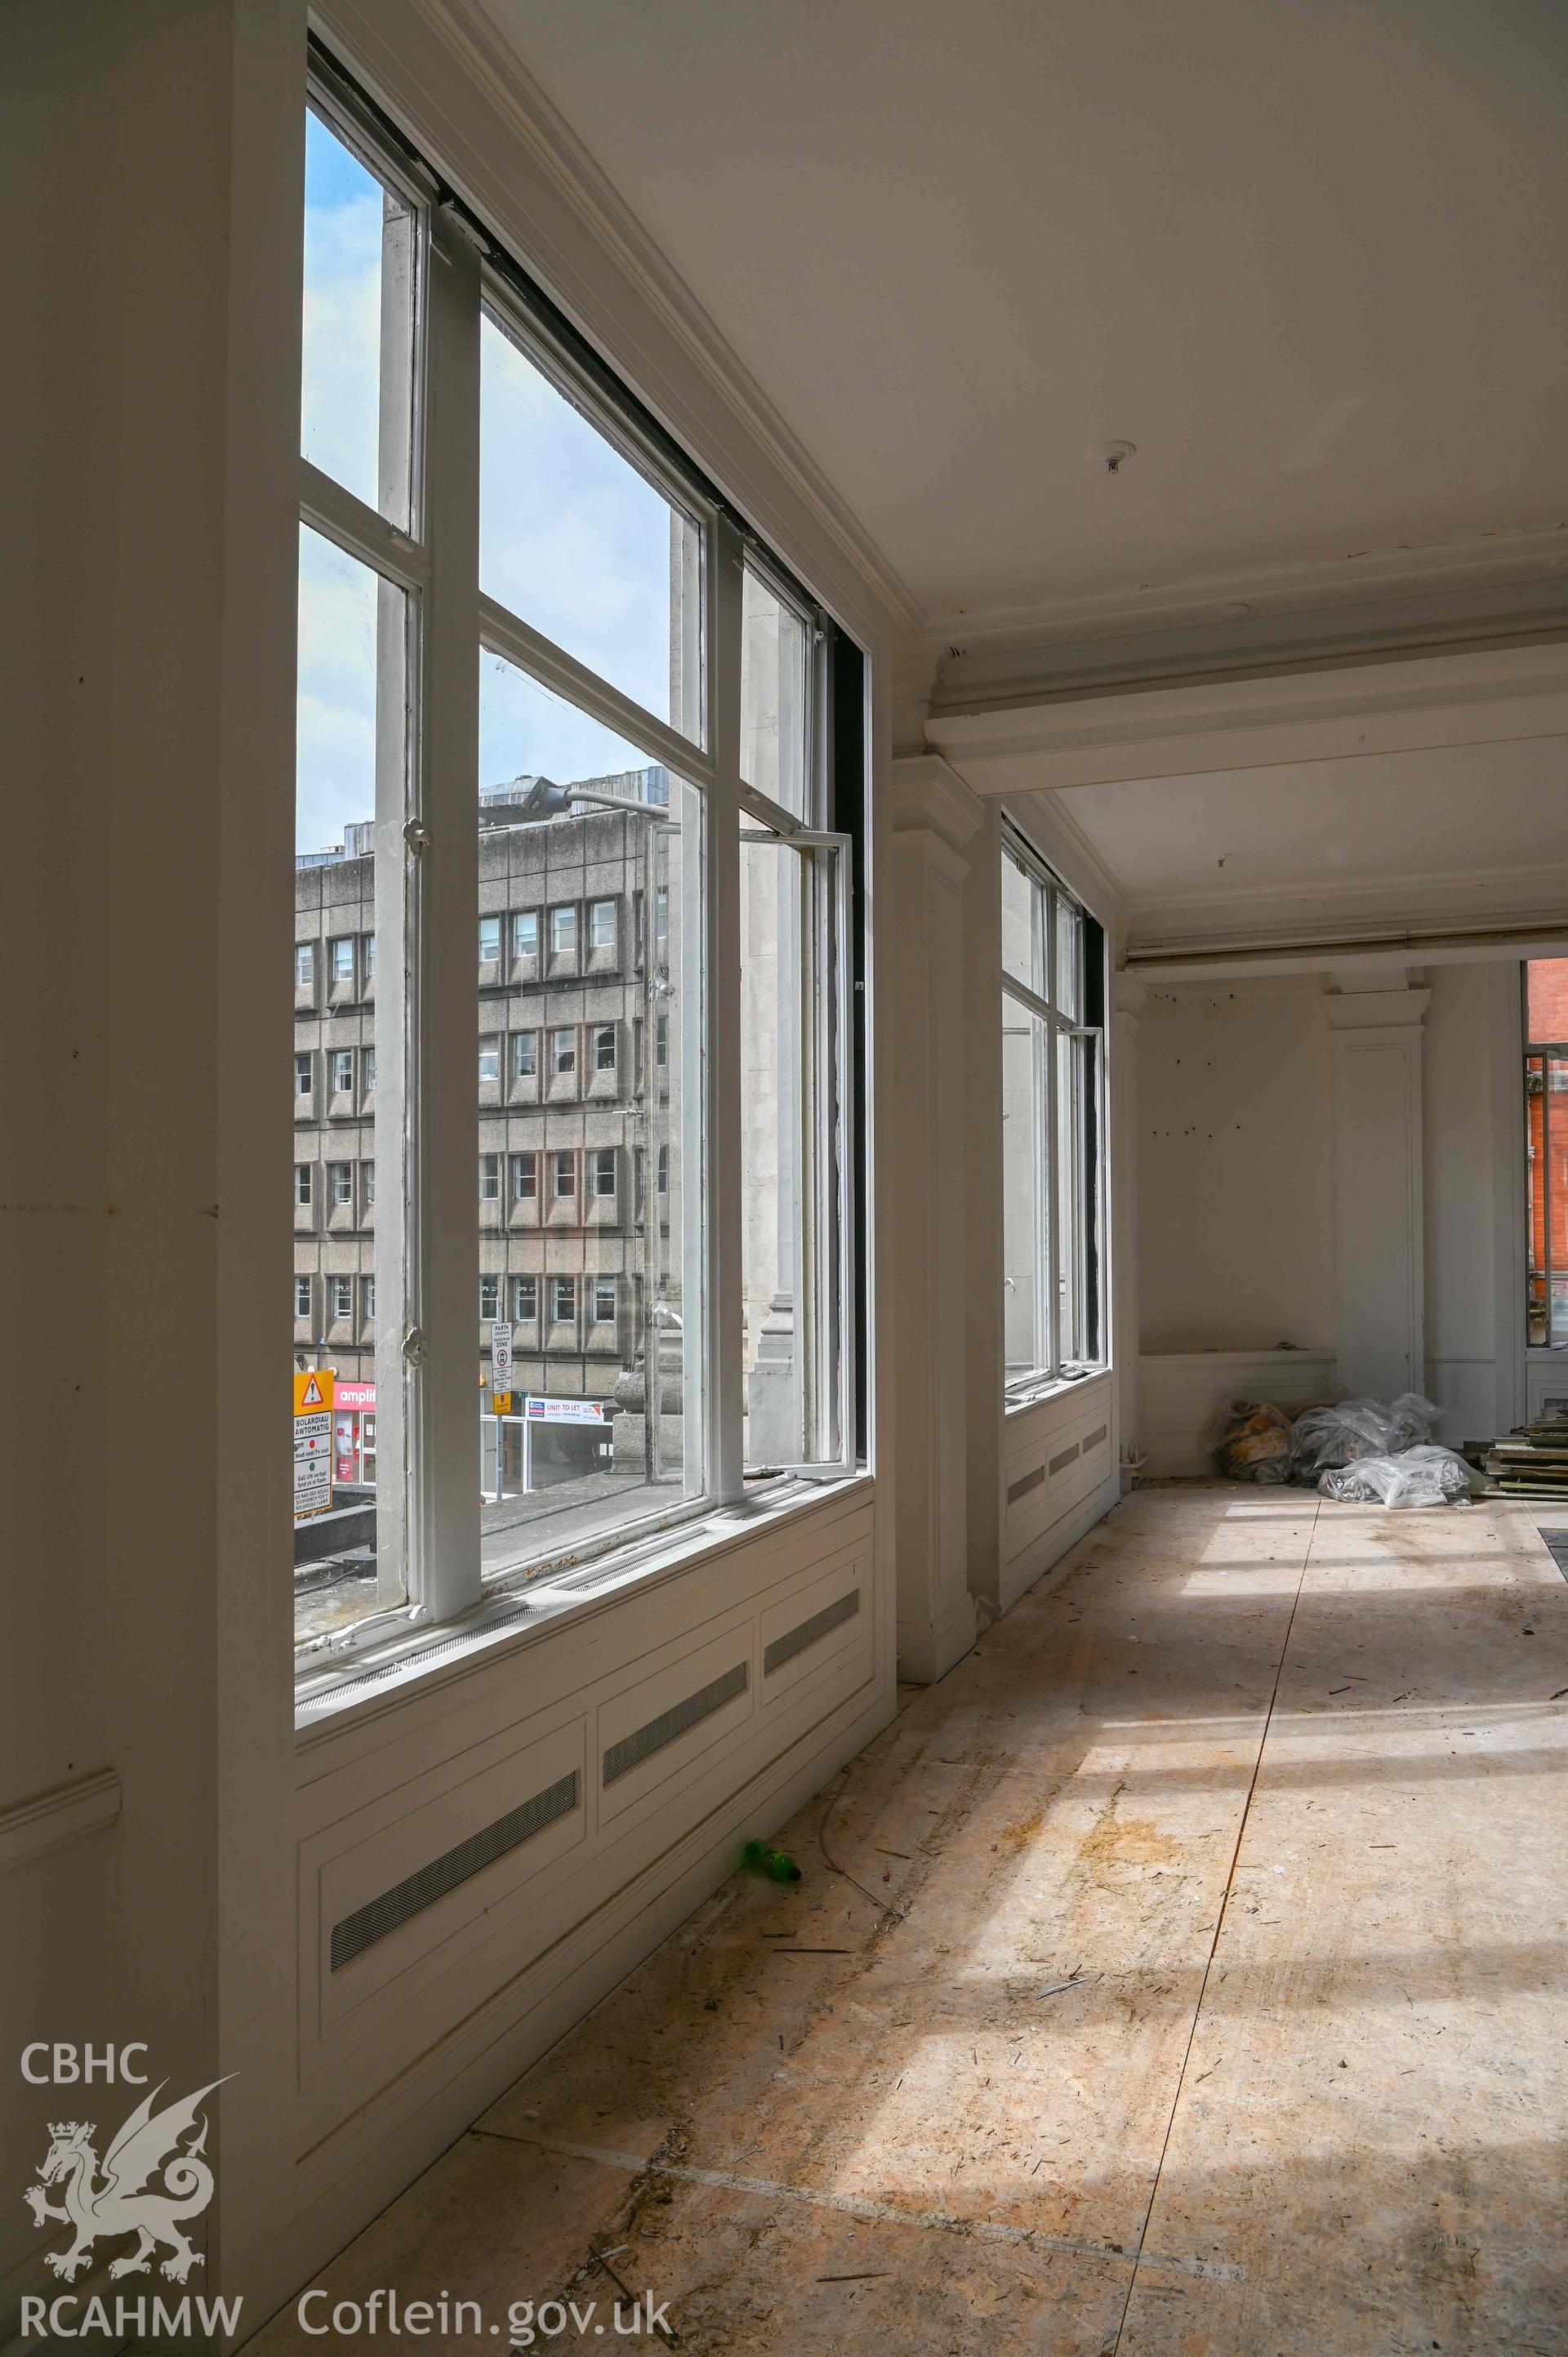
[24, 2079, 229, 2284]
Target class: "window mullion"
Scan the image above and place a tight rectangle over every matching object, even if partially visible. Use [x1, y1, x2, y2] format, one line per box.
[1044, 891, 1061, 1379]
[415, 207, 483, 1620]
[709, 517, 746, 1500]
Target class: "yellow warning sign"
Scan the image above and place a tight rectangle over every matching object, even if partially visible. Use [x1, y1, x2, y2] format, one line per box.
[294, 1370, 335, 1415]
[492, 1391, 514, 1415]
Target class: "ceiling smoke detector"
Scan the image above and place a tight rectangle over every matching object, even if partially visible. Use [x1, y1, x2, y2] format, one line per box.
[1099, 439, 1137, 475]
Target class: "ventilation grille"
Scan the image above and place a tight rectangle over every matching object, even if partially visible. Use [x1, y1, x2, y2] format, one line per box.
[1049, 1441, 1081, 1476]
[330, 1769, 578, 1971]
[764, 1588, 860, 1677]
[604, 1662, 748, 1786]
[1007, 1465, 1045, 1505]
[1082, 1424, 1108, 1452]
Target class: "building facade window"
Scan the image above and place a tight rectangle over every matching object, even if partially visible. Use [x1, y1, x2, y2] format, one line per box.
[331, 1276, 352, 1321]
[594, 1024, 617, 1073]
[552, 1150, 577, 1200]
[1000, 827, 1106, 1401]
[591, 1278, 617, 1324]
[479, 1276, 499, 1322]
[295, 942, 314, 992]
[363, 1046, 376, 1094]
[589, 898, 617, 951]
[479, 915, 501, 962]
[294, 1164, 312, 1208]
[479, 1153, 501, 1201]
[550, 1027, 577, 1076]
[329, 1163, 353, 1209]
[551, 1275, 576, 1324]
[513, 909, 538, 959]
[479, 1036, 501, 1082]
[295, 1276, 311, 1320]
[513, 1030, 537, 1080]
[363, 933, 376, 981]
[1525, 958, 1568, 1348]
[590, 1146, 617, 1198]
[332, 938, 354, 986]
[511, 1150, 537, 1201]
[363, 1275, 376, 1321]
[360, 1158, 375, 1210]
[294, 1051, 313, 1099]
[513, 1275, 537, 1322]
[550, 905, 577, 956]
[332, 1048, 354, 1096]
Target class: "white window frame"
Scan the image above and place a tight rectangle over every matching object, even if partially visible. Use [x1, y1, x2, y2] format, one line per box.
[478, 1034, 500, 1082]
[550, 903, 578, 956]
[1000, 824, 1106, 1406]
[332, 1047, 354, 1097]
[479, 1152, 501, 1201]
[591, 1277, 617, 1324]
[295, 58, 864, 1698]
[295, 1276, 312, 1320]
[294, 1164, 312, 1208]
[589, 898, 617, 951]
[590, 1145, 617, 1198]
[331, 936, 355, 987]
[512, 909, 538, 958]
[478, 914, 501, 963]
[512, 1029, 537, 1079]
[331, 1275, 353, 1322]
[513, 1274, 537, 1322]
[329, 1162, 353, 1209]
[479, 1275, 499, 1323]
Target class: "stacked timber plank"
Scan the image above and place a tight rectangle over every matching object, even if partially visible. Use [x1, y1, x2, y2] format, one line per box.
[1484, 1424, 1568, 1497]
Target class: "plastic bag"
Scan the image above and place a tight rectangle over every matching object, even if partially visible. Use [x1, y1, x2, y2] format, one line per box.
[1216, 1400, 1294, 1483]
[1289, 1392, 1438, 1482]
[1320, 1444, 1478, 1508]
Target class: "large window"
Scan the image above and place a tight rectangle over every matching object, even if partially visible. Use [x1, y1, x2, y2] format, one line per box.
[292, 59, 864, 1686]
[1000, 830, 1105, 1401]
[1526, 959, 1568, 1348]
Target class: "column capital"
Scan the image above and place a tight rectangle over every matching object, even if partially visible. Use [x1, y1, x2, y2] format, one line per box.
[889, 754, 986, 855]
[1326, 985, 1431, 1031]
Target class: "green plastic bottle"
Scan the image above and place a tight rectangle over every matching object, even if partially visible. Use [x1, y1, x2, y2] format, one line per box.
[743, 1838, 802, 1882]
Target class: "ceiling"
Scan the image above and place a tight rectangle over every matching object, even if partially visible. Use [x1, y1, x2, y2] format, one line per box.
[1058, 734, 1568, 948]
[479, 0, 1568, 633]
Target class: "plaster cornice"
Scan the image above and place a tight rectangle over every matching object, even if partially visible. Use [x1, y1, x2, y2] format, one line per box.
[347, 0, 925, 639]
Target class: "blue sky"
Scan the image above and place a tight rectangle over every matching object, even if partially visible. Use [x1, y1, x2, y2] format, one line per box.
[296, 109, 683, 854]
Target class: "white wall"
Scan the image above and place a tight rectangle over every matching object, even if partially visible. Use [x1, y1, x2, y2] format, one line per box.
[1137, 960, 1521, 1450]
[1138, 978, 1336, 1352]
[1423, 962, 1507, 1439]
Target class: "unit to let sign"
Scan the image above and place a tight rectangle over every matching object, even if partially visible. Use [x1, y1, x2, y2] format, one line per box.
[491, 1321, 514, 1393]
[524, 1394, 606, 1424]
[293, 1368, 336, 1521]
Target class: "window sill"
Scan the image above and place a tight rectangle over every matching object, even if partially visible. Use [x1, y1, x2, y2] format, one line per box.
[1004, 1365, 1110, 1417]
[293, 1468, 874, 1736]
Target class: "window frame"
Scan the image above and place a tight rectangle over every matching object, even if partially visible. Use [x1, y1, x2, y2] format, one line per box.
[295, 51, 866, 1702]
[1000, 824, 1107, 1407]
[1524, 962, 1568, 1351]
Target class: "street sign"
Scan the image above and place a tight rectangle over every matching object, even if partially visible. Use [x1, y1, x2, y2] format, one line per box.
[491, 1320, 514, 1392]
[293, 1368, 335, 1521]
[492, 1391, 514, 1415]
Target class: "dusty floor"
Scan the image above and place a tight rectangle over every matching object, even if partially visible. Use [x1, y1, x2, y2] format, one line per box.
[257, 1486, 1568, 2355]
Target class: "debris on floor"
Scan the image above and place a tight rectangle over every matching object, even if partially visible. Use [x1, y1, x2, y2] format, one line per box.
[1214, 1390, 1475, 1505]
[1483, 1420, 1568, 1498]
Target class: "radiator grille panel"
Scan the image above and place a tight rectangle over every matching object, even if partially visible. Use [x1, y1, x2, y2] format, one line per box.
[1083, 1423, 1108, 1451]
[1049, 1441, 1081, 1476]
[764, 1588, 860, 1676]
[330, 1770, 578, 1971]
[1007, 1464, 1045, 1505]
[604, 1662, 748, 1786]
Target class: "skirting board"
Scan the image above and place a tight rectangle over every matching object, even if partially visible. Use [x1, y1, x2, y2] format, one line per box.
[998, 1473, 1120, 1618]
[1140, 1350, 1337, 1477]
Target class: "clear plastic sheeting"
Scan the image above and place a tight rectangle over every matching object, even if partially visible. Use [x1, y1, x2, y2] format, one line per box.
[1289, 1392, 1439, 1483]
[1320, 1445, 1481, 1509]
[1216, 1400, 1294, 1483]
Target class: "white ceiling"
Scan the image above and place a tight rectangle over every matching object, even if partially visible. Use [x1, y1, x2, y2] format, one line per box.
[480, 0, 1568, 630]
[1057, 733, 1568, 945]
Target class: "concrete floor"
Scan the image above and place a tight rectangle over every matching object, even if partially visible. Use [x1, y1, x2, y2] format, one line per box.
[256, 1486, 1568, 2355]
